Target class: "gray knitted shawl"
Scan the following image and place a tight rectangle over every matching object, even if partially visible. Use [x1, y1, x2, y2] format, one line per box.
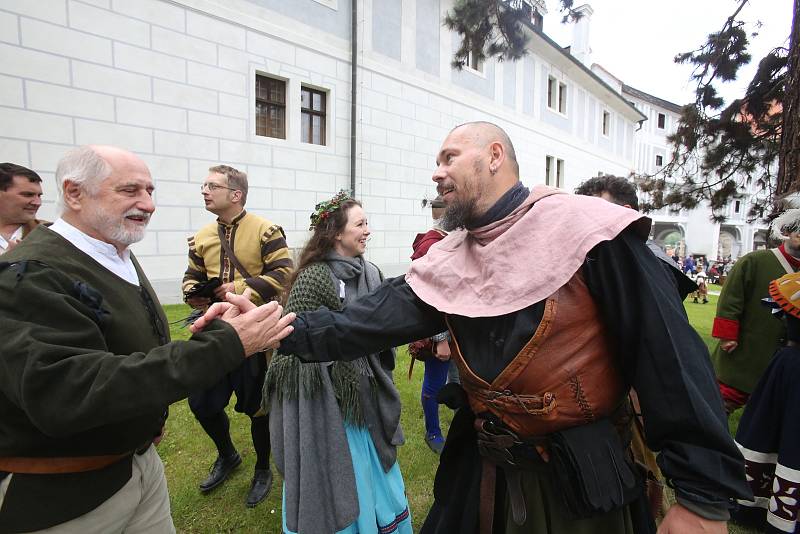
[264, 256, 403, 534]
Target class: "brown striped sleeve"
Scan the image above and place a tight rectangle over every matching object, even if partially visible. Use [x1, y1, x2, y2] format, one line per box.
[243, 226, 293, 304]
[182, 235, 208, 299]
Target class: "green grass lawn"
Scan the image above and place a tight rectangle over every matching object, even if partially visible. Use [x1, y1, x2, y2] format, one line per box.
[160, 291, 755, 533]
[162, 304, 449, 533]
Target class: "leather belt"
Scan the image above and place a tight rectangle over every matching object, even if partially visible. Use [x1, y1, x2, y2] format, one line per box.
[0, 452, 133, 474]
[475, 418, 548, 534]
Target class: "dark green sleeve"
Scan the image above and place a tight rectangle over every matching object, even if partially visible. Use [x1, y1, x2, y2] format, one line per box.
[714, 256, 751, 324]
[284, 263, 340, 314]
[0, 263, 246, 437]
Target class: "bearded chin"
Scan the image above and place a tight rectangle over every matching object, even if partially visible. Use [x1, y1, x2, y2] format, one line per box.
[439, 197, 478, 231]
[88, 205, 148, 246]
[110, 225, 147, 246]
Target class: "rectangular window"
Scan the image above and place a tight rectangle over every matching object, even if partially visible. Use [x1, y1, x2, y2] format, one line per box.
[556, 158, 564, 188]
[547, 76, 567, 114]
[467, 41, 484, 73]
[734, 200, 741, 213]
[655, 155, 663, 167]
[301, 86, 327, 145]
[545, 155, 564, 187]
[602, 111, 610, 136]
[255, 74, 286, 139]
[558, 82, 567, 114]
[657, 113, 666, 129]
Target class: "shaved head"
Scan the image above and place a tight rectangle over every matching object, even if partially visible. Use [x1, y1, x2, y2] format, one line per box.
[433, 121, 522, 230]
[450, 121, 519, 176]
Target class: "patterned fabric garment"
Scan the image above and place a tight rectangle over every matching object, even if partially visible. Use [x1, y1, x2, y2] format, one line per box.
[734, 345, 800, 533]
[182, 210, 292, 305]
[738, 447, 800, 533]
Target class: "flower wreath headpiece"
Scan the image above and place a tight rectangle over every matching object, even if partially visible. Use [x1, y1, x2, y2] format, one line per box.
[309, 189, 353, 230]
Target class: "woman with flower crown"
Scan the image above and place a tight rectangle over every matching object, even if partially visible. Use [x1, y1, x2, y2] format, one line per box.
[264, 191, 412, 534]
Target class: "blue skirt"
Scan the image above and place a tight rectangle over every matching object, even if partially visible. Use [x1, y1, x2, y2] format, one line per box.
[282, 424, 413, 534]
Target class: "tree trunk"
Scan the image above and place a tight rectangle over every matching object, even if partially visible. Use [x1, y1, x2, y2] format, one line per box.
[777, 0, 800, 200]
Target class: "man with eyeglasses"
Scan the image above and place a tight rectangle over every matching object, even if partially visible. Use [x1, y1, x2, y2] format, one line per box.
[0, 146, 294, 533]
[183, 164, 293, 507]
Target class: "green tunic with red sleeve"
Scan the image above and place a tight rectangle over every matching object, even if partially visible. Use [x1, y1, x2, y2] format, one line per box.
[710, 246, 798, 393]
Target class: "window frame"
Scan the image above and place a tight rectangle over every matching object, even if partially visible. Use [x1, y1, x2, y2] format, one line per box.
[655, 154, 664, 167]
[547, 75, 567, 115]
[547, 76, 556, 110]
[300, 85, 327, 146]
[601, 110, 611, 137]
[465, 41, 485, 75]
[556, 158, 564, 188]
[254, 73, 287, 140]
[545, 155, 565, 188]
[657, 112, 666, 129]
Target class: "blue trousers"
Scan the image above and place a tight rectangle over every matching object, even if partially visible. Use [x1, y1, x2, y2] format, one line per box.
[422, 358, 450, 437]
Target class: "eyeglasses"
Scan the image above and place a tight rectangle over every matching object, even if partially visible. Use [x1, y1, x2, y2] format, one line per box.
[200, 182, 238, 192]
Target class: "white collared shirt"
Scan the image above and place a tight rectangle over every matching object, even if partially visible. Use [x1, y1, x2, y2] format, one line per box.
[0, 225, 23, 255]
[49, 218, 140, 286]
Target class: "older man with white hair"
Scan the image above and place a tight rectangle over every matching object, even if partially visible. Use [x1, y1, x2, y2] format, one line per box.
[0, 145, 294, 533]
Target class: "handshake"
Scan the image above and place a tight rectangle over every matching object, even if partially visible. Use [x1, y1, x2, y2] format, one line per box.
[190, 290, 296, 357]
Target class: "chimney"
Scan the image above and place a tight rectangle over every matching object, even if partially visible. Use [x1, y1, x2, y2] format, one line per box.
[571, 4, 593, 66]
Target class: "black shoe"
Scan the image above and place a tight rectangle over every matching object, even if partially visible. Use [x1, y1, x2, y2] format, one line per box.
[246, 469, 273, 508]
[199, 452, 241, 493]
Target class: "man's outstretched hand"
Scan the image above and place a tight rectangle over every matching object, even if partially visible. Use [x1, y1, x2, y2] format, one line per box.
[191, 291, 296, 356]
[657, 503, 727, 534]
[190, 291, 256, 332]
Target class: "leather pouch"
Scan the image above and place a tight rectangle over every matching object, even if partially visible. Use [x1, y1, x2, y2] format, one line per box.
[548, 418, 641, 519]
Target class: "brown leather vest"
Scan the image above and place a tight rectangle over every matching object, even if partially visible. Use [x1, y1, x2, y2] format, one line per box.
[450, 271, 625, 437]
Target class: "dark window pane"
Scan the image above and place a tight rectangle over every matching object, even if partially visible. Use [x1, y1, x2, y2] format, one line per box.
[312, 115, 322, 144]
[269, 81, 285, 104]
[256, 114, 266, 136]
[269, 106, 285, 138]
[301, 113, 310, 143]
[255, 76, 286, 139]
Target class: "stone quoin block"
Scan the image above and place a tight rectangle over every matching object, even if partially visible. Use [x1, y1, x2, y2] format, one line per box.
[21, 18, 111, 64]
[26, 81, 115, 121]
[72, 61, 152, 100]
[1, 107, 73, 144]
[75, 119, 153, 153]
[69, 1, 150, 47]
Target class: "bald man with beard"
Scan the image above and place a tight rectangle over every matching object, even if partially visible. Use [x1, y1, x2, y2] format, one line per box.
[0, 145, 294, 533]
[197, 122, 750, 534]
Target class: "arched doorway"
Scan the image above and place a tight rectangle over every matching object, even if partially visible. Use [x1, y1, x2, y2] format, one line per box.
[653, 223, 685, 258]
[753, 229, 768, 251]
[718, 226, 742, 259]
